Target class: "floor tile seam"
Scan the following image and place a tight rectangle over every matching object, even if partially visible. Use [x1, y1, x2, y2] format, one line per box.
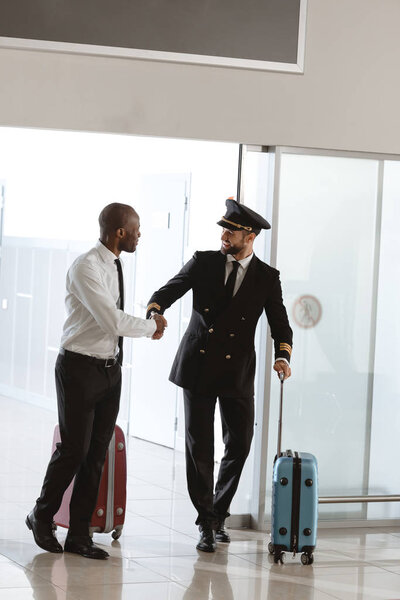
[0, 567, 56, 588]
[269, 571, 347, 597]
[127, 456, 177, 466]
[167, 527, 199, 540]
[305, 584, 351, 600]
[373, 564, 400, 576]
[133, 553, 248, 569]
[317, 546, 384, 565]
[58, 577, 172, 589]
[362, 560, 400, 574]
[125, 511, 195, 518]
[334, 547, 400, 567]
[117, 551, 200, 560]
[120, 558, 175, 583]
[43, 580, 77, 598]
[66, 581, 178, 591]
[0, 584, 71, 595]
[266, 571, 343, 591]
[126, 491, 188, 500]
[223, 552, 275, 572]
[226, 549, 273, 560]
[232, 551, 391, 574]
[128, 486, 188, 494]
[137, 514, 198, 537]
[127, 478, 188, 497]
[0, 550, 53, 578]
[125, 503, 193, 525]
[132, 568, 269, 585]
[121, 514, 182, 534]
[310, 575, 400, 600]
[16, 560, 64, 586]
[113, 531, 198, 540]
[168, 580, 202, 593]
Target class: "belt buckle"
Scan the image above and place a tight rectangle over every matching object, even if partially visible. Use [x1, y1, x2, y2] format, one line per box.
[104, 357, 115, 368]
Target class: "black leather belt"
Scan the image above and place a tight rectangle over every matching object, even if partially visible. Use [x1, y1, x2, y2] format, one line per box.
[59, 348, 119, 368]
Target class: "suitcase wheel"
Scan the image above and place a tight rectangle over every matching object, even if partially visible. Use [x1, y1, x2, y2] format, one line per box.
[301, 552, 314, 566]
[274, 551, 286, 564]
[112, 527, 123, 540]
[268, 542, 274, 555]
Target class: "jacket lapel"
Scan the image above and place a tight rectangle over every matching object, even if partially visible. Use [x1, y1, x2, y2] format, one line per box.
[212, 252, 228, 314]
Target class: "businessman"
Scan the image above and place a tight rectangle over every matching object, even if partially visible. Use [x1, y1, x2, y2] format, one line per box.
[27, 203, 167, 559]
[146, 198, 292, 552]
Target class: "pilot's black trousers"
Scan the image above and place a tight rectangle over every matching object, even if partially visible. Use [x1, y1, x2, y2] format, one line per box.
[183, 389, 254, 527]
[35, 352, 121, 535]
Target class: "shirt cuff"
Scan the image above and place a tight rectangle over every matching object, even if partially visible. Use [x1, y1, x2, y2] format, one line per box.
[146, 318, 157, 338]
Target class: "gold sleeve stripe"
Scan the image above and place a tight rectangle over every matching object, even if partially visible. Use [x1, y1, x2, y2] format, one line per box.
[280, 343, 292, 355]
[147, 302, 161, 313]
[220, 216, 253, 232]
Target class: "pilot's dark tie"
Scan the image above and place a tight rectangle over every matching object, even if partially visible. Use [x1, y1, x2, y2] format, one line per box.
[114, 258, 124, 366]
[225, 260, 240, 301]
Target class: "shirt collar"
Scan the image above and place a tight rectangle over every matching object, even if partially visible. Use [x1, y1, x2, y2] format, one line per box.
[95, 240, 120, 264]
[226, 252, 254, 269]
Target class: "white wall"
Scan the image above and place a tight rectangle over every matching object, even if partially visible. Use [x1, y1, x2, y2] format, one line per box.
[0, 0, 400, 154]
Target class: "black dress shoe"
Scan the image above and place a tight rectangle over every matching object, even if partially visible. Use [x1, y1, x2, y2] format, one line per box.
[25, 510, 63, 553]
[215, 521, 231, 543]
[64, 535, 109, 560]
[196, 526, 216, 553]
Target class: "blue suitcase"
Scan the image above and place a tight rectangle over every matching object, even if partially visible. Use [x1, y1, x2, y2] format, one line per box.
[268, 375, 318, 565]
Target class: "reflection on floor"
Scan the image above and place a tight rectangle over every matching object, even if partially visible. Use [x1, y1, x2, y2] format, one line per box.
[1, 394, 400, 599]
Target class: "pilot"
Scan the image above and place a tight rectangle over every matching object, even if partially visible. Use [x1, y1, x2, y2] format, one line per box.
[146, 198, 292, 552]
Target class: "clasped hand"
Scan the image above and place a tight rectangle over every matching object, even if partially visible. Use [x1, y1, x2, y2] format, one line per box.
[273, 360, 291, 380]
[150, 313, 168, 340]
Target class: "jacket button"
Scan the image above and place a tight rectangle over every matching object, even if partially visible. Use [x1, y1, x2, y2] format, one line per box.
[225, 354, 231, 360]
[204, 308, 210, 312]
[200, 349, 206, 354]
[229, 333, 235, 337]
[208, 328, 214, 333]
[241, 316, 246, 321]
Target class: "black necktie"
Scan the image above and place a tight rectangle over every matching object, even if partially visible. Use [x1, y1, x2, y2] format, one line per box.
[225, 260, 240, 302]
[115, 258, 124, 366]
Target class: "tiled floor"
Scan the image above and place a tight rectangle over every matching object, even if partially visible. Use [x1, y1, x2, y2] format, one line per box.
[1, 394, 400, 599]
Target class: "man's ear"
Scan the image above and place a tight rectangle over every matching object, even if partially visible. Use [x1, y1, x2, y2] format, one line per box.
[116, 227, 125, 239]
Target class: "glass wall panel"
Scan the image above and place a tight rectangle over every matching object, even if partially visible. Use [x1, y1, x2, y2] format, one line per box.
[265, 153, 380, 522]
[367, 161, 400, 519]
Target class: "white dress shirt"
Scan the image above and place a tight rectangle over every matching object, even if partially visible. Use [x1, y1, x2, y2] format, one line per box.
[224, 253, 254, 295]
[225, 253, 289, 368]
[61, 240, 156, 358]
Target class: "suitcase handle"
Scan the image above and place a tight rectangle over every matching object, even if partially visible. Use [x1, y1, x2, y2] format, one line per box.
[277, 371, 285, 457]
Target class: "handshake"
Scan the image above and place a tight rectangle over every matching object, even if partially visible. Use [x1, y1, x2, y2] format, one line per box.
[150, 312, 168, 340]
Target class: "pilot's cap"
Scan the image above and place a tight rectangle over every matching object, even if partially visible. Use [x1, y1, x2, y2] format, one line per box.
[217, 198, 271, 235]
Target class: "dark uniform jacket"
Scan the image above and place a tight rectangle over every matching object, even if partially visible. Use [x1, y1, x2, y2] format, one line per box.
[146, 250, 292, 398]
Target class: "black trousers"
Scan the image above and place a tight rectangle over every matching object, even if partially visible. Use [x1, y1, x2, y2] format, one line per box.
[35, 352, 121, 535]
[183, 389, 254, 527]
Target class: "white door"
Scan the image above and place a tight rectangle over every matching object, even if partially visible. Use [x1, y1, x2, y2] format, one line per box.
[129, 173, 190, 448]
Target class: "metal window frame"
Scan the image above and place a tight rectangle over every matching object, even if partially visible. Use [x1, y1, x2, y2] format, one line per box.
[245, 145, 400, 530]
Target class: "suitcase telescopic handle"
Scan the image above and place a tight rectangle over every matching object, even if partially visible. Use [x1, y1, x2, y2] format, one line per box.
[277, 371, 285, 457]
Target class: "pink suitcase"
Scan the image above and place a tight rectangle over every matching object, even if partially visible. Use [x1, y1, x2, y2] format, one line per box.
[52, 425, 127, 540]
